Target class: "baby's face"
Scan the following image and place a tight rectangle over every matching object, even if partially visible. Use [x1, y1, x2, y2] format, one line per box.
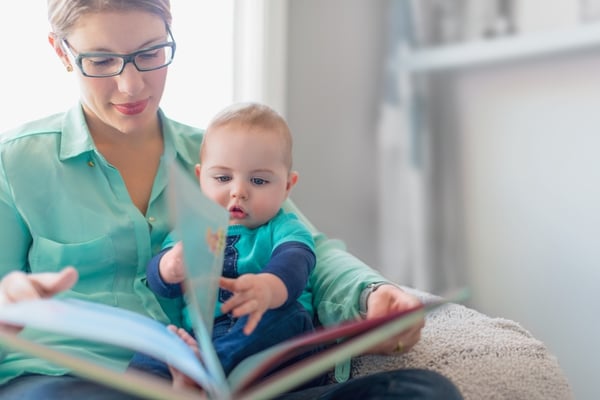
[197, 125, 296, 229]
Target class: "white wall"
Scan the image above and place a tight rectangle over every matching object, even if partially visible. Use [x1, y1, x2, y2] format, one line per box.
[452, 50, 600, 400]
[0, 2, 234, 134]
[285, 0, 388, 269]
[284, 2, 596, 398]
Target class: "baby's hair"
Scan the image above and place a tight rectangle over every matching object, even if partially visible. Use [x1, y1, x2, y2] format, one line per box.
[201, 102, 294, 170]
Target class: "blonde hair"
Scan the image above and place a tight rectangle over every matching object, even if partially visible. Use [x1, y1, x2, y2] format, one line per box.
[202, 102, 294, 170]
[47, 0, 172, 38]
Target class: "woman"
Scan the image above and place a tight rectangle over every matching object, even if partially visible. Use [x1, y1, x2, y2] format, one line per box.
[0, 1, 461, 399]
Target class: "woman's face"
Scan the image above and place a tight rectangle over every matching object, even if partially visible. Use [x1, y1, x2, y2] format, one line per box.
[57, 11, 170, 137]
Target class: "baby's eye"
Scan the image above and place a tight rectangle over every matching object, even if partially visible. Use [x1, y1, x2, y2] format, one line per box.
[251, 177, 268, 185]
[215, 176, 231, 183]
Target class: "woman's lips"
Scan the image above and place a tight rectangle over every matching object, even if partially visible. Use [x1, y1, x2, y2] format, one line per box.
[113, 100, 148, 115]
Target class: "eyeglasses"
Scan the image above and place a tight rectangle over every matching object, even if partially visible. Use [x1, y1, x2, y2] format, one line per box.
[62, 27, 176, 78]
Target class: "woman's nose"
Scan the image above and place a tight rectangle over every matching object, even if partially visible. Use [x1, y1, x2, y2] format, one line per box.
[116, 63, 144, 96]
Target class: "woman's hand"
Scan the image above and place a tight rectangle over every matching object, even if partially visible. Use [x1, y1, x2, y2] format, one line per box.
[0, 266, 78, 333]
[364, 284, 424, 354]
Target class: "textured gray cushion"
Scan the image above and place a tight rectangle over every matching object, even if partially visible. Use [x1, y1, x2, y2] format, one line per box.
[348, 287, 573, 400]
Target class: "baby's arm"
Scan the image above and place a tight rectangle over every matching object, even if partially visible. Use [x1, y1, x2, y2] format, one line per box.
[158, 241, 185, 284]
[146, 242, 185, 299]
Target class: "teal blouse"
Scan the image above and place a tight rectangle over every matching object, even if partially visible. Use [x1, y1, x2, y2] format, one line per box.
[0, 105, 387, 383]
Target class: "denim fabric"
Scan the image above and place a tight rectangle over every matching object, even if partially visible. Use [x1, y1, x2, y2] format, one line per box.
[128, 351, 172, 380]
[275, 369, 463, 400]
[213, 301, 315, 375]
[0, 368, 462, 400]
[0, 374, 146, 400]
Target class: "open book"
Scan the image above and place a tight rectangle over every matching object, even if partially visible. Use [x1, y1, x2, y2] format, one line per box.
[0, 162, 467, 400]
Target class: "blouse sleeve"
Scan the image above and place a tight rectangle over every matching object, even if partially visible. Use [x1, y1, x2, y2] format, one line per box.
[282, 199, 389, 326]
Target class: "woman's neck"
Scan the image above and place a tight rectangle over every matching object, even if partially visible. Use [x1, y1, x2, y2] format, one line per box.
[87, 116, 162, 148]
[83, 109, 164, 214]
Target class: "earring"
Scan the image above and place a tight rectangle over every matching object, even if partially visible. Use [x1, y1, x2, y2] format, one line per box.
[66, 64, 73, 72]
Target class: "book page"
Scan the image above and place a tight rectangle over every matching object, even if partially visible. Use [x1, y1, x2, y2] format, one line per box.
[167, 162, 228, 335]
[230, 289, 469, 397]
[237, 309, 425, 399]
[0, 298, 211, 387]
[167, 161, 231, 398]
[0, 328, 203, 400]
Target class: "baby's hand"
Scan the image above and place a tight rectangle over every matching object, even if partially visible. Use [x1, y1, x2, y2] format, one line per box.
[219, 274, 287, 335]
[159, 242, 185, 284]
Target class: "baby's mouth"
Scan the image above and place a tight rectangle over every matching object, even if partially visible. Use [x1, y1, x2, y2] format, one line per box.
[229, 205, 246, 219]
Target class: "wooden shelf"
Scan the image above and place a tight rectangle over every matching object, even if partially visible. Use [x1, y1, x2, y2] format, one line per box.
[403, 22, 600, 72]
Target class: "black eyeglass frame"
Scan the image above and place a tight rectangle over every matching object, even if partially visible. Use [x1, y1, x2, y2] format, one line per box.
[62, 26, 176, 78]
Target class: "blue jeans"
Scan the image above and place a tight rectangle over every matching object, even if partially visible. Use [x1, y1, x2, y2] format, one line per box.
[0, 374, 147, 400]
[0, 369, 462, 399]
[128, 301, 316, 378]
[276, 369, 463, 400]
[213, 301, 316, 375]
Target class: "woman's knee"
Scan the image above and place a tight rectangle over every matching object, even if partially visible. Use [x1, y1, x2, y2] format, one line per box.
[318, 369, 462, 400]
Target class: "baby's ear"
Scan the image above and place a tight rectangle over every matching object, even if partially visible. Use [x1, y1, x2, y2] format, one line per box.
[286, 171, 299, 193]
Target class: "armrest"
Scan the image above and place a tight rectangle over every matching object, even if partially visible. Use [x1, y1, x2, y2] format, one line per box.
[348, 287, 574, 400]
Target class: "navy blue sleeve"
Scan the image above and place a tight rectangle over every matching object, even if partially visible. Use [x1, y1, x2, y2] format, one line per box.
[146, 247, 183, 299]
[261, 241, 316, 308]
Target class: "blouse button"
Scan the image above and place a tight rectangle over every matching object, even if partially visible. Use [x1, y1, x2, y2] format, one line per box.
[148, 216, 156, 223]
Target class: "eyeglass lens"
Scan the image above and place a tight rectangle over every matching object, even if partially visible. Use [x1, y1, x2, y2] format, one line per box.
[80, 44, 174, 77]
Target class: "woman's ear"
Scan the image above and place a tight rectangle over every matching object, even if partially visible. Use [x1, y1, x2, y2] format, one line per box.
[48, 33, 73, 72]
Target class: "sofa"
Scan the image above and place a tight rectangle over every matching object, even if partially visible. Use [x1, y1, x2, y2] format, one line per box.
[340, 287, 573, 400]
